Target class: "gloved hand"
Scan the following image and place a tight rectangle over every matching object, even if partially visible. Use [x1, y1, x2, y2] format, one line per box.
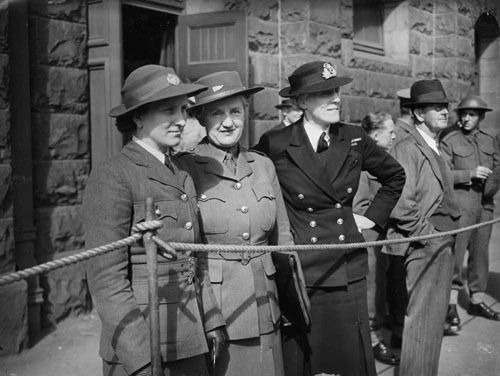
[206, 328, 227, 367]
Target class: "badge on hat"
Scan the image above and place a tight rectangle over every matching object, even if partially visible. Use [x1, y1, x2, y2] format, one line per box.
[166, 73, 181, 86]
[212, 85, 224, 92]
[322, 63, 337, 80]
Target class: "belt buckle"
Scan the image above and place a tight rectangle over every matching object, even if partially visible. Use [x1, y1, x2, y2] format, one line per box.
[241, 250, 250, 266]
[187, 256, 196, 284]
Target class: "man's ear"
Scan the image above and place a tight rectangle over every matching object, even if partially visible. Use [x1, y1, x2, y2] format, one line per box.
[296, 95, 308, 111]
[133, 114, 143, 129]
[413, 108, 425, 123]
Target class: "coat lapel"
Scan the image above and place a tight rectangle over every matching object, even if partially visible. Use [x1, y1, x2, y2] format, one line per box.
[286, 122, 338, 201]
[408, 127, 444, 188]
[324, 123, 350, 183]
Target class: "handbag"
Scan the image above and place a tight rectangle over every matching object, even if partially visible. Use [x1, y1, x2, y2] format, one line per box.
[271, 251, 311, 332]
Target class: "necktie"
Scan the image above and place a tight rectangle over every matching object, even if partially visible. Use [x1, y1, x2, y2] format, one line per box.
[164, 154, 173, 171]
[224, 151, 237, 175]
[317, 131, 329, 153]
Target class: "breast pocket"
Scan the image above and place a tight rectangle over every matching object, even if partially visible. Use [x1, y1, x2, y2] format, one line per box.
[453, 146, 475, 169]
[252, 185, 277, 232]
[198, 193, 229, 234]
[480, 144, 497, 169]
[134, 200, 178, 224]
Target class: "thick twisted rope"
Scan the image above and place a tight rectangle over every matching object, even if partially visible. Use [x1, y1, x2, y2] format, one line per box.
[1, 217, 499, 287]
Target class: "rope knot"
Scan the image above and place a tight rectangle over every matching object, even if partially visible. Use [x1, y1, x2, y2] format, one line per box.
[131, 220, 164, 234]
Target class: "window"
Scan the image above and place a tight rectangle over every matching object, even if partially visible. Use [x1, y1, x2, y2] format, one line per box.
[353, 0, 384, 55]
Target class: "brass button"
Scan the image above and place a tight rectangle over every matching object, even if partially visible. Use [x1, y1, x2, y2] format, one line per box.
[297, 193, 304, 200]
[242, 232, 250, 240]
[241, 206, 249, 213]
[234, 182, 242, 190]
[181, 194, 188, 201]
[310, 237, 318, 244]
[155, 208, 161, 216]
[337, 218, 343, 225]
[347, 187, 353, 194]
[335, 203, 342, 209]
[338, 234, 345, 241]
[309, 221, 317, 228]
[200, 194, 207, 200]
[307, 207, 314, 213]
[184, 222, 193, 230]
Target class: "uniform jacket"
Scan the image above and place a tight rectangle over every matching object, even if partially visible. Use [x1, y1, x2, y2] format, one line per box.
[83, 141, 225, 375]
[353, 171, 381, 217]
[386, 123, 458, 256]
[254, 120, 405, 287]
[440, 124, 500, 211]
[178, 139, 294, 340]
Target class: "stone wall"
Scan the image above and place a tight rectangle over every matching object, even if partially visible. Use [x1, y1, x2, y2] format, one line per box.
[27, 0, 90, 326]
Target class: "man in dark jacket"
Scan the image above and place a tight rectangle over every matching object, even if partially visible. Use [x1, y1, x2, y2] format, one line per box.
[254, 61, 405, 376]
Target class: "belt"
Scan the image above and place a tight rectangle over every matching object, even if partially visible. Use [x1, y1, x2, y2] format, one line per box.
[208, 251, 266, 265]
[131, 257, 197, 284]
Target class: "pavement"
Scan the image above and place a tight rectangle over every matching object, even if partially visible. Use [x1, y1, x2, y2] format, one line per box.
[2, 224, 500, 376]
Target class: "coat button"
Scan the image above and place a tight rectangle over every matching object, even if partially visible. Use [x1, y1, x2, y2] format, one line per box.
[310, 237, 318, 244]
[307, 207, 314, 213]
[200, 194, 207, 200]
[241, 206, 249, 213]
[181, 194, 188, 201]
[234, 182, 242, 190]
[184, 222, 193, 230]
[347, 187, 353, 194]
[297, 193, 304, 200]
[338, 234, 345, 241]
[309, 221, 317, 228]
[155, 208, 161, 216]
[242, 232, 250, 240]
[335, 203, 342, 209]
[337, 218, 343, 225]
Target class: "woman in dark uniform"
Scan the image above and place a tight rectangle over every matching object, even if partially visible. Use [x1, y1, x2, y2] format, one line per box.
[83, 65, 225, 376]
[178, 71, 294, 376]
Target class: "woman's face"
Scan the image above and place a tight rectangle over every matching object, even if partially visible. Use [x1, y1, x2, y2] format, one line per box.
[134, 96, 188, 152]
[372, 119, 396, 151]
[299, 88, 341, 127]
[200, 95, 246, 148]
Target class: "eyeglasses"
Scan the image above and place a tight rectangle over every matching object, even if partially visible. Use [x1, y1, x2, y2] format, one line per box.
[426, 104, 450, 112]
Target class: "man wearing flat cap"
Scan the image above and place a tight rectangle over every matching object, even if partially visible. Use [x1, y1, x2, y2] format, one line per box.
[254, 61, 405, 376]
[386, 79, 461, 376]
[272, 99, 303, 131]
[440, 95, 500, 331]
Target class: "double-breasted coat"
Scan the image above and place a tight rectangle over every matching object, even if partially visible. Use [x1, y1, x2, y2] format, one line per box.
[83, 141, 225, 375]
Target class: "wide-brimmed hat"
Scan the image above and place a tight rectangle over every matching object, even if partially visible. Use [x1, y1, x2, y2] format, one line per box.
[275, 99, 299, 110]
[403, 79, 456, 108]
[279, 61, 353, 98]
[454, 95, 492, 112]
[396, 88, 411, 100]
[190, 71, 264, 109]
[109, 65, 208, 117]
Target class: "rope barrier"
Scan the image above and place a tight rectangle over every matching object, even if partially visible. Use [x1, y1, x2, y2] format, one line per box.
[1, 217, 500, 287]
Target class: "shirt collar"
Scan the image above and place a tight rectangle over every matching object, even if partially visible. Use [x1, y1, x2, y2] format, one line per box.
[415, 127, 440, 155]
[303, 118, 330, 150]
[132, 136, 166, 164]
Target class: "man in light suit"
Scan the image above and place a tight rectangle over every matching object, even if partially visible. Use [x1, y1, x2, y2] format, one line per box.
[386, 79, 461, 376]
[254, 61, 405, 376]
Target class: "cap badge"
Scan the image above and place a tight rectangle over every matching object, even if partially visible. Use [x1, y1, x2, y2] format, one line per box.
[166, 73, 181, 86]
[212, 85, 224, 92]
[322, 63, 337, 80]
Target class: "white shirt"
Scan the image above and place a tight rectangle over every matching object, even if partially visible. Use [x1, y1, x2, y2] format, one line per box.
[416, 128, 440, 155]
[303, 119, 330, 151]
[133, 136, 169, 164]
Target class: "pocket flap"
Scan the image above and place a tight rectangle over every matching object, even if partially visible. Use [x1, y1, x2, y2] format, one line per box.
[251, 186, 276, 201]
[454, 146, 474, 157]
[207, 258, 223, 283]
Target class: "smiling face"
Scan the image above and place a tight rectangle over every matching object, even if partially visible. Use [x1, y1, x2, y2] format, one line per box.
[134, 96, 188, 153]
[299, 88, 341, 127]
[459, 109, 483, 132]
[198, 95, 246, 148]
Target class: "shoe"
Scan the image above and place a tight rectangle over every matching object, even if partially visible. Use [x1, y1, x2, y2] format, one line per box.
[390, 334, 402, 349]
[468, 302, 500, 321]
[373, 342, 400, 366]
[446, 304, 461, 326]
[443, 321, 461, 336]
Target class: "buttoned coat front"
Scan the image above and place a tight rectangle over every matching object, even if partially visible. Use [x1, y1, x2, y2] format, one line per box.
[83, 141, 225, 375]
[254, 120, 405, 287]
[178, 140, 294, 340]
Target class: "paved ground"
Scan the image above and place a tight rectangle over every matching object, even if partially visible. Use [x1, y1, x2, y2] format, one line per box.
[2, 224, 500, 376]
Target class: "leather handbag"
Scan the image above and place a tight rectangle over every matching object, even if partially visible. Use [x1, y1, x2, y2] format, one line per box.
[271, 251, 311, 332]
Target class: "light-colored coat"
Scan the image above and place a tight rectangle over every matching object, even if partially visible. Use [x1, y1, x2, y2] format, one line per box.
[83, 141, 224, 375]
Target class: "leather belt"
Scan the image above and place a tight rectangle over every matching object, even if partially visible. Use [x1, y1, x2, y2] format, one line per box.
[208, 251, 266, 266]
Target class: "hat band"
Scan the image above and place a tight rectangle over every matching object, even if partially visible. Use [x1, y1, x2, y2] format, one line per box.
[289, 73, 329, 95]
[196, 87, 247, 106]
[413, 91, 449, 103]
[123, 74, 179, 109]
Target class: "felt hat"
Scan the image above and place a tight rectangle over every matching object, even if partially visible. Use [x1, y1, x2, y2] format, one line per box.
[279, 61, 353, 98]
[396, 88, 411, 99]
[109, 65, 207, 117]
[190, 71, 264, 109]
[403, 79, 456, 108]
[454, 95, 492, 112]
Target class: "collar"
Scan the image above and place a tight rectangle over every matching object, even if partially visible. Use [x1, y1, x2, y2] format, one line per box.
[415, 127, 440, 155]
[132, 136, 167, 164]
[303, 118, 331, 151]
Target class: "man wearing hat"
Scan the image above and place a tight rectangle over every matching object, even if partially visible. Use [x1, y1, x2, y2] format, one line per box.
[440, 95, 500, 331]
[83, 65, 226, 376]
[272, 99, 303, 131]
[386, 79, 461, 376]
[254, 61, 405, 376]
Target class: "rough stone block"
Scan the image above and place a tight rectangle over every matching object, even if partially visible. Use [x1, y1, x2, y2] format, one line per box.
[248, 17, 278, 53]
[456, 58, 476, 82]
[457, 36, 473, 58]
[249, 0, 278, 22]
[457, 0, 481, 18]
[309, 23, 342, 58]
[252, 87, 279, 121]
[29, 17, 87, 68]
[0, 53, 8, 110]
[281, 0, 309, 22]
[442, 79, 470, 104]
[366, 72, 405, 99]
[342, 96, 398, 124]
[0, 0, 8, 54]
[0, 109, 10, 163]
[281, 22, 308, 55]
[310, 0, 341, 27]
[435, 35, 457, 57]
[435, 0, 455, 13]
[34, 205, 84, 258]
[0, 218, 14, 274]
[435, 13, 456, 36]
[349, 55, 412, 77]
[28, 0, 86, 24]
[409, 0, 433, 13]
[457, 14, 474, 37]
[413, 56, 433, 79]
[250, 53, 279, 88]
[0, 163, 11, 219]
[32, 113, 89, 161]
[409, 31, 420, 54]
[40, 257, 90, 326]
[409, 8, 433, 35]
[344, 68, 367, 97]
[0, 280, 28, 355]
[419, 34, 434, 57]
[434, 58, 457, 79]
[33, 160, 89, 207]
[31, 66, 88, 114]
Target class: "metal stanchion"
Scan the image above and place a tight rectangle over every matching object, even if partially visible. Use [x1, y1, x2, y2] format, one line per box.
[143, 198, 162, 376]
